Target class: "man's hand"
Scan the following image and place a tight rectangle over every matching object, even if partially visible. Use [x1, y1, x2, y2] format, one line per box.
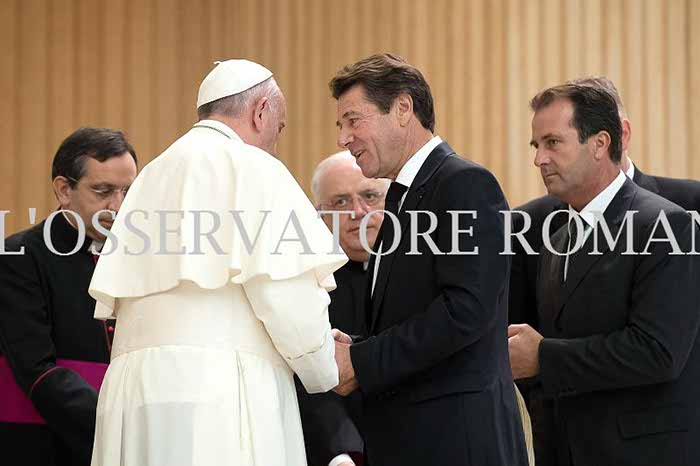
[508, 324, 544, 379]
[333, 339, 359, 396]
[332, 328, 353, 344]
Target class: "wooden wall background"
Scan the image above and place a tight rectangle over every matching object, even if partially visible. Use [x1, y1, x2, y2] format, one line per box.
[2, 0, 699, 234]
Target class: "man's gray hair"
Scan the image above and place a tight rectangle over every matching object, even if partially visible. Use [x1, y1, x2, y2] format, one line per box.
[311, 151, 357, 204]
[197, 77, 280, 120]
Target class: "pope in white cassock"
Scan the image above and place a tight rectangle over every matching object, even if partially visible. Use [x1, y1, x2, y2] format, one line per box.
[88, 60, 347, 466]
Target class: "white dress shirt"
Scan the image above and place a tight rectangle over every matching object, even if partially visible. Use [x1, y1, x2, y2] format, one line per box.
[371, 136, 443, 295]
[564, 170, 627, 280]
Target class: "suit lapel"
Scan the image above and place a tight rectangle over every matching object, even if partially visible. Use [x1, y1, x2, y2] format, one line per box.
[554, 179, 638, 321]
[369, 142, 454, 334]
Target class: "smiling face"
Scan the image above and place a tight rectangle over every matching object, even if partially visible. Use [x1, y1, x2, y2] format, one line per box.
[530, 98, 597, 205]
[335, 85, 405, 180]
[317, 158, 388, 262]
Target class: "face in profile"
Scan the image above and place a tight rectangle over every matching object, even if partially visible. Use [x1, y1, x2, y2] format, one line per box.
[335, 85, 403, 180]
[317, 158, 388, 262]
[57, 153, 138, 242]
[260, 91, 287, 157]
[530, 99, 596, 204]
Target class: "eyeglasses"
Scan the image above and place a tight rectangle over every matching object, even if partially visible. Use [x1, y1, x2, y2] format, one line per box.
[66, 176, 130, 200]
[320, 190, 386, 211]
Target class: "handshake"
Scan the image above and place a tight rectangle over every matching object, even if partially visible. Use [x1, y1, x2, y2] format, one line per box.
[331, 329, 359, 396]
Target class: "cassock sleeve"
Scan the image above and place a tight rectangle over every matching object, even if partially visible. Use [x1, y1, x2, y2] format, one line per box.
[295, 376, 363, 466]
[243, 270, 339, 393]
[0, 245, 97, 464]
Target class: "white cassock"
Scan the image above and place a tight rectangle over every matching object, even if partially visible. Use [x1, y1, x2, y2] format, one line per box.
[88, 119, 347, 466]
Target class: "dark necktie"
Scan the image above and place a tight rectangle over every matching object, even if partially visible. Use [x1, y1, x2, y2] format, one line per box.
[564, 215, 584, 281]
[372, 182, 408, 299]
[380, 182, 408, 254]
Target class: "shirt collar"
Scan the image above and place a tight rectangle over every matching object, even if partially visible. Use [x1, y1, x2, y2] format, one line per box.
[193, 119, 242, 142]
[569, 170, 627, 229]
[625, 159, 635, 179]
[395, 135, 443, 189]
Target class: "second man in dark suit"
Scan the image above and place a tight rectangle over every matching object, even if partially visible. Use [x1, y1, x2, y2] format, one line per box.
[509, 82, 700, 466]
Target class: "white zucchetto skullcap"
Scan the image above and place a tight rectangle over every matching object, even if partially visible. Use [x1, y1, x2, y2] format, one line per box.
[197, 59, 273, 108]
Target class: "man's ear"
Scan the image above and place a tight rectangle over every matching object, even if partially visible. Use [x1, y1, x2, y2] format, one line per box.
[52, 176, 73, 208]
[621, 118, 631, 153]
[592, 131, 612, 161]
[252, 96, 270, 132]
[394, 94, 413, 127]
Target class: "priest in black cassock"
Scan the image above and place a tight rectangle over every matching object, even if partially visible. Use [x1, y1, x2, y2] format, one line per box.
[295, 151, 388, 466]
[0, 127, 137, 466]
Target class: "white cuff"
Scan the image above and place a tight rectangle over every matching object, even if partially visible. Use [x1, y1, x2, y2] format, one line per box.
[290, 330, 339, 394]
[329, 453, 354, 466]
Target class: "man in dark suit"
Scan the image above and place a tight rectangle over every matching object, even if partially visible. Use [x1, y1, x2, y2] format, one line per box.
[509, 76, 700, 329]
[508, 82, 700, 466]
[295, 151, 388, 466]
[329, 53, 528, 466]
[0, 127, 138, 466]
[508, 77, 700, 466]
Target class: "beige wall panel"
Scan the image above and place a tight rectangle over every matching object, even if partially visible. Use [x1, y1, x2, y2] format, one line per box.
[178, 0, 206, 136]
[46, 1, 77, 213]
[563, 0, 583, 79]
[504, 0, 525, 205]
[153, 0, 179, 157]
[76, 0, 101, 125]
[691, 0, 700, 180]
[523, 0, 545, 201]
[645, 0, 667, 176]
[603, 0, 624, 85]
[622, 0, 646, 167]
[17, 0, 49, 228]
[127, 0, 156, 161]
[102, 0, 128, 132]
[0, 0, 18, 234]
[468, 0, 486, 167]
[582, 0, 602, 73]
[666, 0, 689, 178]
[447, 0, 468, 156]
[2, 0, 699, 235]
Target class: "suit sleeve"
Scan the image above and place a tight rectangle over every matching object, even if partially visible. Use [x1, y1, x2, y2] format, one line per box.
[508, 211, 536, 325]
[243, 270, 339, 393]
[0, 245, 97, 464]
[350, 167, 510, 394]
[538, 212, 700, 398]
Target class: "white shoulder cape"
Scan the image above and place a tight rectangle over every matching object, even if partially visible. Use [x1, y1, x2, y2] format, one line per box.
[89, 120, 347, 319]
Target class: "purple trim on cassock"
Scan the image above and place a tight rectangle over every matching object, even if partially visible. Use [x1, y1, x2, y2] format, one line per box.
[0, 356, 108, 424]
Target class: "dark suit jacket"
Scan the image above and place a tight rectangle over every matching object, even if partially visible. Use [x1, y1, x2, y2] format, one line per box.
[0, 213, 113, 466]
[296, 261, 366, 466]
[509, 167, 700, 327]
[537, 178, 700, 466]
[350, 142, 528, 466]
[508, 167, 700, 466]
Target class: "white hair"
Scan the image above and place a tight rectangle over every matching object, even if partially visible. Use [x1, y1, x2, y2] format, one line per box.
[197, 77, 281, 120]
[310, 151, 357, 204]
[310, 151, 390, 205]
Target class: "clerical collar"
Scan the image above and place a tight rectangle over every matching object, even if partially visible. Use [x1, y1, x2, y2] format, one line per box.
[192, 119, 242, 142]
[50, 210, 94, 255]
